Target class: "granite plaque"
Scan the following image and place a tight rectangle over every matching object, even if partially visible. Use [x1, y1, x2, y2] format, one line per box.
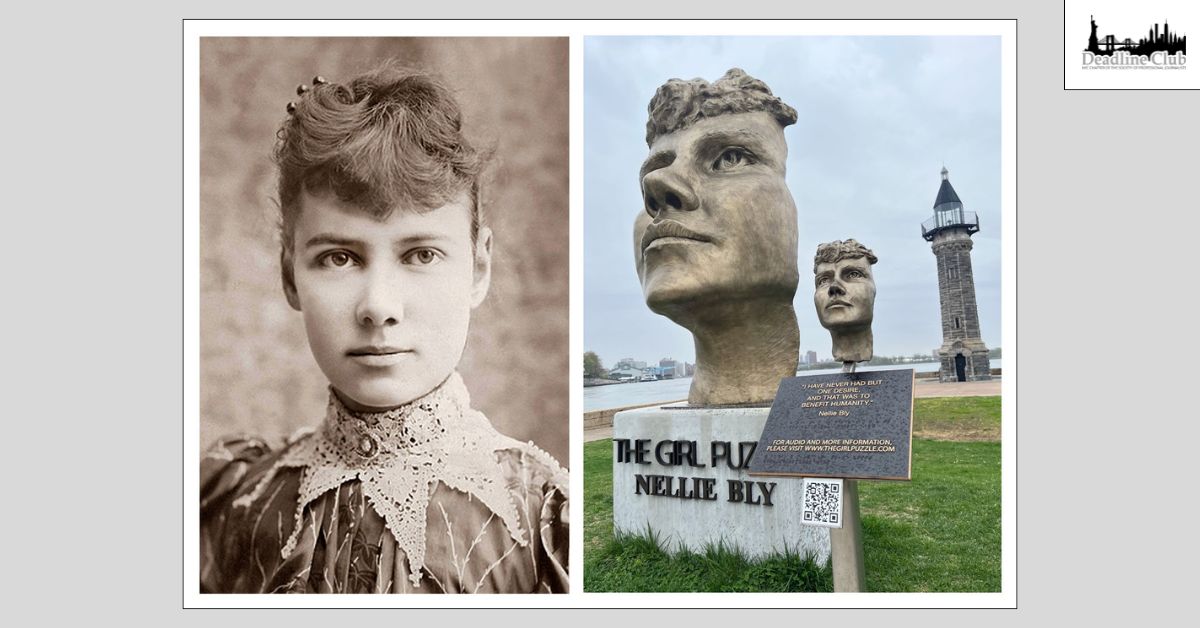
[749, 369, 914, 481]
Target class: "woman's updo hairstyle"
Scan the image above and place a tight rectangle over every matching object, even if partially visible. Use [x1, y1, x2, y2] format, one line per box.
[274, 63, 488, 258]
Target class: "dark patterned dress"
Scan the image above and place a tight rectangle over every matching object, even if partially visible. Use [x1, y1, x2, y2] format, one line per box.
[200, 374, 568, 593]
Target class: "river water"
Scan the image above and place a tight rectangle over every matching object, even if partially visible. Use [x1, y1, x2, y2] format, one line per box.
[583, 359, 1003, 411]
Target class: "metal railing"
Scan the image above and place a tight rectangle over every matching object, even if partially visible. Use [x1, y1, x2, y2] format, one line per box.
[922, 210, 979, 238]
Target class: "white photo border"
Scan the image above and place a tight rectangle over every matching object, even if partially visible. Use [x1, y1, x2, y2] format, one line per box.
[184, 18, 1016, 609]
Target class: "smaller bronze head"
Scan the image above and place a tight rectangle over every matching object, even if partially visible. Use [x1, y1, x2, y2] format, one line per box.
[813, 240, 877, 363]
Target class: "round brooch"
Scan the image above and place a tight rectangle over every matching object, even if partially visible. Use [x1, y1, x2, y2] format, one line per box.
[357, 434, 378, 458]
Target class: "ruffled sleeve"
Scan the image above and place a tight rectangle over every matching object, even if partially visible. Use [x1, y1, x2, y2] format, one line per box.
[201, 436, 272, 509]
[536, 468, 569, 592]
[501, 444, 570, 593]
[199, 436, 274, 592]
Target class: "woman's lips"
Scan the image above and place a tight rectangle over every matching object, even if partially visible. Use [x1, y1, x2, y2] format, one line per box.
[347, 347, 413, 367]
[644, 235, 710, 251]
[641, 220, 712, 254]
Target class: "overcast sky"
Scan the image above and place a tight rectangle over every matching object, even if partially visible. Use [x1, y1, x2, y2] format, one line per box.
[583, 35, 1002, 368]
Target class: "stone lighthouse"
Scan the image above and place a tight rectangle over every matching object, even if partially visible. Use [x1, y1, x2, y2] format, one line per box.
[921, 167, 991, 382]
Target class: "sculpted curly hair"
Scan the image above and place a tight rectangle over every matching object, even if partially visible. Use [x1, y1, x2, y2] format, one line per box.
[813, 240, 878, 274]
[645, 68, 798, 146]
[274, 62, 488, 260]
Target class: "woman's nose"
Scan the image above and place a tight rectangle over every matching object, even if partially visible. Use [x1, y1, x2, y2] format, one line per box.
[355, 271, 404, 327]
[641, 167, 698, 219]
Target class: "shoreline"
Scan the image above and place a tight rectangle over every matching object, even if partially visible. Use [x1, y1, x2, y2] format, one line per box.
[583, 376, 1002, 443]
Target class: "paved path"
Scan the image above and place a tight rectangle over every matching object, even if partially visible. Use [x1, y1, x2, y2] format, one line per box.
[582, 377, 1001, 443]
[583, 425, 616, 443]
[912, 377, 1001, 398]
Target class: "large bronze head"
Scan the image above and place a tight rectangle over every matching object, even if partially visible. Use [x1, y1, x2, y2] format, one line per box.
[634, 69, 800, 321]
[633, 69, 802, 405]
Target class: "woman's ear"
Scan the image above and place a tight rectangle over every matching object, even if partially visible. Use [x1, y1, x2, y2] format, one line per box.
[281, 247, 301, 311]
[470, 226, 493, 308]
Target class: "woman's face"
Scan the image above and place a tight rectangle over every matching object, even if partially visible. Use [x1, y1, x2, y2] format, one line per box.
[285, 190, 491, 410]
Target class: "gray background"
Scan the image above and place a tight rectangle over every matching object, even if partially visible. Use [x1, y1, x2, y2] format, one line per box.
[199, 37, 569, 465]
[4, 0, 1197, 623]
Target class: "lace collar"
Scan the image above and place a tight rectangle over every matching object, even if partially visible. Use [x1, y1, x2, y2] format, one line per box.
[234, 373, 528, 586]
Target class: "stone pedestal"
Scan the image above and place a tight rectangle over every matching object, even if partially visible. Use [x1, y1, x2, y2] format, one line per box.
[612, 404, 830, 562]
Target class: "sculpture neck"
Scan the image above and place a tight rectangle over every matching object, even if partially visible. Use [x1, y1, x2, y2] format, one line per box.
[830, 326, 873, 363]
[685, 300, 799, 406]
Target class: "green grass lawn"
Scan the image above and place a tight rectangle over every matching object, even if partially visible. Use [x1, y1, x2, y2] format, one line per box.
[912, 396, 1001, 442]
[584, 396, 1001, 592]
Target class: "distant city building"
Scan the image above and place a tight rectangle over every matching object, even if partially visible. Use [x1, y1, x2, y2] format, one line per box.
[659, 358, 683, 379]
[805, 350, 818, 365]
[614, 358, 647, 370]
[684, 362, 695, 376]
[921, 167, 991, 382]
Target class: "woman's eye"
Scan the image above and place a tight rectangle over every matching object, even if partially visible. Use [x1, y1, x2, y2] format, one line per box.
[319, 251, 355, 268]
[713, 148, 751, 171]
[405, 248, 443, 266]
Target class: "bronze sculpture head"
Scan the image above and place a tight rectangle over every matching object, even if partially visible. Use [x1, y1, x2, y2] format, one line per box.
[634, 69, 801, 405]
[813, 239, 877, 364]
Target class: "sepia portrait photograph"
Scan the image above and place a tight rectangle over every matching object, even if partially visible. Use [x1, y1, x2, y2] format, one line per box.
[190, 33, 569, 595]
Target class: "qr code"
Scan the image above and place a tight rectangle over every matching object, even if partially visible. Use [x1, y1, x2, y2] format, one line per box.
[800, 478, 843, 528]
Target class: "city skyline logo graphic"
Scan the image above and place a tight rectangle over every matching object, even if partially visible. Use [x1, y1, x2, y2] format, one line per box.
[1082, 14, 1187, 69]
